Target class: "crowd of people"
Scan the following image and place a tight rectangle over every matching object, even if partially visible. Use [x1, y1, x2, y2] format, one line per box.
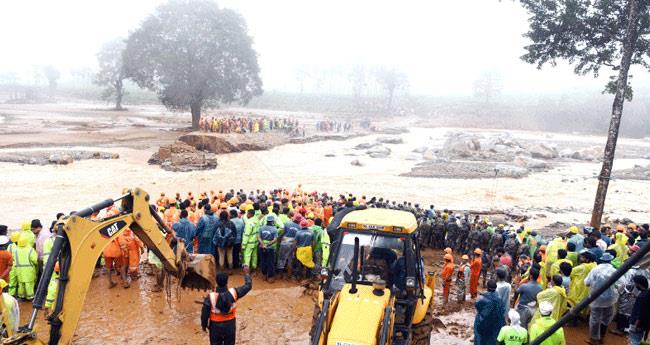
[1, 186, 648, 344]
[315, 120, 353, 132]
[198, 115, 303, 136]
[423, 211, 650, 345]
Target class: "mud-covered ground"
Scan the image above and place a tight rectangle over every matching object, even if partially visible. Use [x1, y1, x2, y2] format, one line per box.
[16, 248, 628, 344]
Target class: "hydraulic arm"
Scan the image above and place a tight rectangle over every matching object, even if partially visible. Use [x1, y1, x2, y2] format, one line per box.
[3, 188, 215, 345]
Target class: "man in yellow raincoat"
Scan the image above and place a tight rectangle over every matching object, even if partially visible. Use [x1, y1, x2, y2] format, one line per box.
[532, 275, 567, 323]
[7, 232, 19, 297]
[544, 237, 566, 282]
[568, 251, 597, 316]
[550, 249, 573, 279]
[0, 279, 19, 337]
[241, 208, 259, 269]
[14, 234, 38, 300]
[45, 262, 60, 314]
[608, 232, 629, 264]
[295, 220, 315, 277]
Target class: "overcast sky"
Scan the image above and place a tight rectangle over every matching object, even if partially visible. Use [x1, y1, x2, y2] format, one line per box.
[0, 0, 644, 96]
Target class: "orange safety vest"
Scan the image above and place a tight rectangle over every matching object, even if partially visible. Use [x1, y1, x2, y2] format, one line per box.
[209, 288, 238, 322]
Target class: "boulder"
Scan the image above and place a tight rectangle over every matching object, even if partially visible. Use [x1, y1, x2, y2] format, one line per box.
[572, 147, 601, 161]
[366, 145, 391, 158]
[350, 159, 363, 166]
[528, 143, 558, 159]
[354, 142, 379, 150]
[422, 149, 438, 161]
[495, 164, 529, 178]
[376, 136, 404, 144]
[324, 153, 336, 157]
[405, 153, 421, 161]
[513, 155, 549, 170]
[442, 133, 481, 158]
[48, 153, 73, 165]
[412, 146, 427, 154]
[150, 141, 218, 171]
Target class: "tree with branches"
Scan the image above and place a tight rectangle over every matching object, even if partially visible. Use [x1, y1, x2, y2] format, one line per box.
[94, 38, 127, 110]
[516, 0, 650, 226]
[123, 0, 262, 129]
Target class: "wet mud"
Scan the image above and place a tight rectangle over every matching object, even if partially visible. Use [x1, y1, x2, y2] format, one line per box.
[15, 248, 629, 344]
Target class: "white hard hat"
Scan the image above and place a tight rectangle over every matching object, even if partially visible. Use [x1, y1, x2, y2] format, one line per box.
[539, 301, 553, 316]
[0, 236, 9, 246]
[508, 309, 520, 325]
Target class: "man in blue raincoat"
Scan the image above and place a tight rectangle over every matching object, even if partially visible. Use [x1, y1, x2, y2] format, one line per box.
[196, 204, 218, 254]
[474, 279, 505, 345]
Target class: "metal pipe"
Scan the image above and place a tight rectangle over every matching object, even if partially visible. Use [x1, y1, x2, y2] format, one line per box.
[71, 193, 130, 218]
[350, 237, 360, 294]
[530, 240, 650, 345]
[31, 226, 65, 311]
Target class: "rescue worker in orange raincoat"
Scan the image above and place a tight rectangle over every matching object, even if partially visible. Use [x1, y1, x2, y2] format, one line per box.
[470, 248, 483, 299]
[201, 267, 252, 345]
[441, 253, 456, 303]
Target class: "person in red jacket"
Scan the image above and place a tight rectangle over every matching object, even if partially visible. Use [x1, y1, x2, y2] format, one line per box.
[441, 253, 456, 304]
[470, 248, 483, 299]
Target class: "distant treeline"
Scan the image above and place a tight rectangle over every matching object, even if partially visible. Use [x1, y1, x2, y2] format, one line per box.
[246, 91, 650, 138]
[0, 83, 647, 138]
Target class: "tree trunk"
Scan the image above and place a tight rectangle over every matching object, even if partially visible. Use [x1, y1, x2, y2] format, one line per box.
[115, 79, 124, 110]
[590, 0, 640, 227]
[190, 102, 202, 130]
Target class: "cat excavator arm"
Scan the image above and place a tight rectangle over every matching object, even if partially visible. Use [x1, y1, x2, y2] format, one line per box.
[3, 187, 215, 345]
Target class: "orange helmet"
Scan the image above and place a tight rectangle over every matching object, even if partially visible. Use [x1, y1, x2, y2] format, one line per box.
[444, 247, 453, 254]
[617, 224, 626, 232]
[461, 255, 469, 260]
[474, 248, 482, 255]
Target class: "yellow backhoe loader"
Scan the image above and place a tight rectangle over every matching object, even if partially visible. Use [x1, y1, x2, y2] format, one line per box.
[2, 188, 215, 345]
[311, 208, 436, 345]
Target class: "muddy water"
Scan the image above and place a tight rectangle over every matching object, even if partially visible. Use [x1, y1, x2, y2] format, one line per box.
[2, 127, 649, 230]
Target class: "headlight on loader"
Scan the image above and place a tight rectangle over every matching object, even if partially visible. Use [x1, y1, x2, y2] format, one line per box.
[406, 276, 416, 289]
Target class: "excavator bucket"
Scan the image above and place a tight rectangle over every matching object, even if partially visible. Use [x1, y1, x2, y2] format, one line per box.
[182, 254, 216, 290]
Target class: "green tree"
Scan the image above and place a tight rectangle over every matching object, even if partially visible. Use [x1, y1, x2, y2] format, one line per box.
[516, 0, 650, 227]
[123, 0, 262, 129]
[94, 38, 127, 110]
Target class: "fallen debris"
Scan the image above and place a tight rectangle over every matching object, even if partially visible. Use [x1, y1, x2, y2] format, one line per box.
[148, 141, 217, 172]
[0, 150, 119, 165]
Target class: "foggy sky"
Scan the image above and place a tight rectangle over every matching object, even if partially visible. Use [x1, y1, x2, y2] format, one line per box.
[1, 0, 645, 96]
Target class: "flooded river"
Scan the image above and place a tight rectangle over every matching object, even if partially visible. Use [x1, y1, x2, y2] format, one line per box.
[2, 127, 649, 230]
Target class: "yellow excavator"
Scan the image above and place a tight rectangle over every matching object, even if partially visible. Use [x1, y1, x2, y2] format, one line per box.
[2, 188, 216, 345]
[311, 208, 436, 345]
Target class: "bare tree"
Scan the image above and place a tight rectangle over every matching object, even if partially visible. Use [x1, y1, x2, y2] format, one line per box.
[349, 64, 367, 99]
[42, 65, 60, 90]
[94, 38, 127, 110]
[374, 66, 408, 111]
[473, 70, 503, 104]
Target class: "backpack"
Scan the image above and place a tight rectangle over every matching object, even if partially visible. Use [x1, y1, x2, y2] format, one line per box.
[218, 222, 235, 247]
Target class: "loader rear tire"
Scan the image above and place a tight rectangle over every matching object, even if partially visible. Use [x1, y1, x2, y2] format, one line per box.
[309, 304, 321, 342]
[409, 302, 433, 345]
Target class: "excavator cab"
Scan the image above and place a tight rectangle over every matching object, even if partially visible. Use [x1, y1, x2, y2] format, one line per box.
[311, 209, 435, 345]
[3, 188, 216, 345]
